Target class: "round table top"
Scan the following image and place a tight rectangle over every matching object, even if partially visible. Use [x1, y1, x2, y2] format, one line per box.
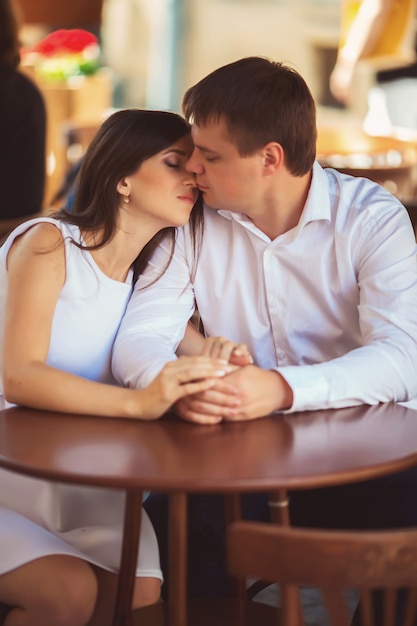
[0, 403, 416, 492]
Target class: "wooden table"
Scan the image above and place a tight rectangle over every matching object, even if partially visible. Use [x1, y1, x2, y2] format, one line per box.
[0, 402, 417, 625]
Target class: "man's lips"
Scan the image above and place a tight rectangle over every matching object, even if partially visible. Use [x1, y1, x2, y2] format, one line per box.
[197, 183, 209, 191]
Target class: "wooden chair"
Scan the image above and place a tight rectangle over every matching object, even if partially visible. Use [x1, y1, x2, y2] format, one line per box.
[129, 494, 276, 626]
[227, 521, 417, 626]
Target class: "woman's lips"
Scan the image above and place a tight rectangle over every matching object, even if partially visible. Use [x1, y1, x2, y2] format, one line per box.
[178, 195, 196, 205]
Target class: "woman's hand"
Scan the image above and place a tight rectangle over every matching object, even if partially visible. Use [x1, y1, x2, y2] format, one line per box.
[136, 355, 234, 420]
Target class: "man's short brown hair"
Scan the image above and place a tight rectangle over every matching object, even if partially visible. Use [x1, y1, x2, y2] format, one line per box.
[183, 56, 317, 177]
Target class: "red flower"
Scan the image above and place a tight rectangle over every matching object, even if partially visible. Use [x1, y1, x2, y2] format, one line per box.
[31, 29, 98, 57]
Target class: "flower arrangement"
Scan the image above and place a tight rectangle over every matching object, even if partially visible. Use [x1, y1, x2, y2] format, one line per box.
[22, 29, 101, 81]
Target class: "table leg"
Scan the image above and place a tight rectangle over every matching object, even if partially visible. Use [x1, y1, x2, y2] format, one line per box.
[168, 492, 188, 626]
[224, 493, 246, 599]
[268, 488, 290, 525]
[269, 489, 303, 626]
[113, 489, 143, 626]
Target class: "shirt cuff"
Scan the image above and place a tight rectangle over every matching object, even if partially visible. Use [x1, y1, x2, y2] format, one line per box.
[275, 365, 331, 413]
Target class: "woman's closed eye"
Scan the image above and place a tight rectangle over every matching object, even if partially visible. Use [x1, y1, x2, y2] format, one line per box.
[165, 159, 180, 169]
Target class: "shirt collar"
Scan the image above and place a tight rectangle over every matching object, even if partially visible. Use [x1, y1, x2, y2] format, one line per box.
[301, 161, 332, 225]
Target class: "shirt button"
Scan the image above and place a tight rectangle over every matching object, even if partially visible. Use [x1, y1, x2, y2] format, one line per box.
[278, 351, 286, 360]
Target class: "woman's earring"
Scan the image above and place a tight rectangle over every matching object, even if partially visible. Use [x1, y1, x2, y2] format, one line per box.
[124, 194, 130, 204]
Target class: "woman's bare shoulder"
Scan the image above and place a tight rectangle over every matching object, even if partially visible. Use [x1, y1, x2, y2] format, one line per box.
[7, 221, 66, 269]
[10, 221, 64, 254]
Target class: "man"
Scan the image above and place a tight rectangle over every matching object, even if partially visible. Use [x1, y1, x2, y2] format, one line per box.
[113, 57, 417, 605]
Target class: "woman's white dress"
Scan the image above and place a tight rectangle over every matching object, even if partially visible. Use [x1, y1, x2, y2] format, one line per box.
[0, 217, 162, 580]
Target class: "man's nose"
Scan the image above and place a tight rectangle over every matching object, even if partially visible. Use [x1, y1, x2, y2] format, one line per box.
[186, 151, 204, 175]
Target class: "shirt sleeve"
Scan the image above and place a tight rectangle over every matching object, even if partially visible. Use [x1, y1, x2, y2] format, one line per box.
[278, 203, 417, 412]
[112, 231, 196, 389]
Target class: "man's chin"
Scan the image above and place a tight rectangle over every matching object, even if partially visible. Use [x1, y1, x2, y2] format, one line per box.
[204, 201, 221, 210]
[201, 193, 221, 210]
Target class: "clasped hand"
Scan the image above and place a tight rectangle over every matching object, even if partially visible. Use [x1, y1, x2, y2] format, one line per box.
[174, 337, 293, 424]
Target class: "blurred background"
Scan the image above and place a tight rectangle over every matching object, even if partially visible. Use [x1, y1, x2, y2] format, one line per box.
[17, 0, 350, 113]
[11, 0, 417, 222]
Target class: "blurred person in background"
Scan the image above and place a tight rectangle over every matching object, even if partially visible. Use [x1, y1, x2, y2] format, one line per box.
[0, 0, 46, 238]
[330, 0, 417, 135]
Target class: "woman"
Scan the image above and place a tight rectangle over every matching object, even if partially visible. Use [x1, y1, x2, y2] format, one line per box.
[0, 109, 239, 626]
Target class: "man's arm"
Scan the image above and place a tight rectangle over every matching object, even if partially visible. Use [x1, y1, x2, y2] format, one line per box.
[177, 197, 417, 422]
[282, 203, 417, 413]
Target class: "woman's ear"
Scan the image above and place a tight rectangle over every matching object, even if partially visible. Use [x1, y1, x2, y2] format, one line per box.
[261, 142, 284, 174]
[116, 178, 130, 196]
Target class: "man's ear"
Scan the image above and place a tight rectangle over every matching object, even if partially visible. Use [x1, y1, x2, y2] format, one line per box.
[261, 142, 284, 174]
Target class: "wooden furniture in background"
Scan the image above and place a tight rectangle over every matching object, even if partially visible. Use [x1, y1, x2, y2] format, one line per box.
[317, 125, 417, 202]
[0, 403, 417, 625]
[14, 0, 111, 209]
[14, 0, 104, 28]
[317, 124, 417, 238]
[19, 65, 112, 208]
[228, 521, 417, 626]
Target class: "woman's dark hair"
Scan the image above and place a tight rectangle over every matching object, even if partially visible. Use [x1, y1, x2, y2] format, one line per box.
[183, 56, 317, 176]
[0, 0, 21, 68]
[55, 108, 203, 282]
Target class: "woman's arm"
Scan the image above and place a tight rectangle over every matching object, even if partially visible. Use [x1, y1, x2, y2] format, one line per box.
[2, 225, 233, 420]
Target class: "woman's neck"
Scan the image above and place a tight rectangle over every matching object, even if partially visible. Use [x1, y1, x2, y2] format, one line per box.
[82, 218, 162, 283]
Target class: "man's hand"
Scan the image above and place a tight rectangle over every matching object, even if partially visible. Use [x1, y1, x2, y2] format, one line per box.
[174, 365, 293, 424]
[201, 336, 253, 367]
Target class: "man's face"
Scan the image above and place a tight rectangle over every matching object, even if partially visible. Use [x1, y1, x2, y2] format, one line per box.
[187, 118, 264, 214]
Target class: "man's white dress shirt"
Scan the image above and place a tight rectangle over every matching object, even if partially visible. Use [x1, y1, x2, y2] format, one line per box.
[113, 163, 417, 413]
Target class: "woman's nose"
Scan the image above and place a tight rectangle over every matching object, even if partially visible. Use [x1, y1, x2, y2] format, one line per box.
[184, 171, 197, 186]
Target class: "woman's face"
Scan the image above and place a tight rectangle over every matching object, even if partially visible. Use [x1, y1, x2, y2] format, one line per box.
[122, 134, 198, 228]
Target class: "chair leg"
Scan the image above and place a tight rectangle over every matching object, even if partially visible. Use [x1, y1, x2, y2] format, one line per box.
[246, 490, 291, 603]
[247, 578, 275, 600]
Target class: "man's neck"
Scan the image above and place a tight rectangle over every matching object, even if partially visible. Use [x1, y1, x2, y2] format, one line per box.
[252, 170, 312, 240]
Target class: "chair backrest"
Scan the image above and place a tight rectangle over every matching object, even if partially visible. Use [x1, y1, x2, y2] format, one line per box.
[227, 521, 417, 626]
